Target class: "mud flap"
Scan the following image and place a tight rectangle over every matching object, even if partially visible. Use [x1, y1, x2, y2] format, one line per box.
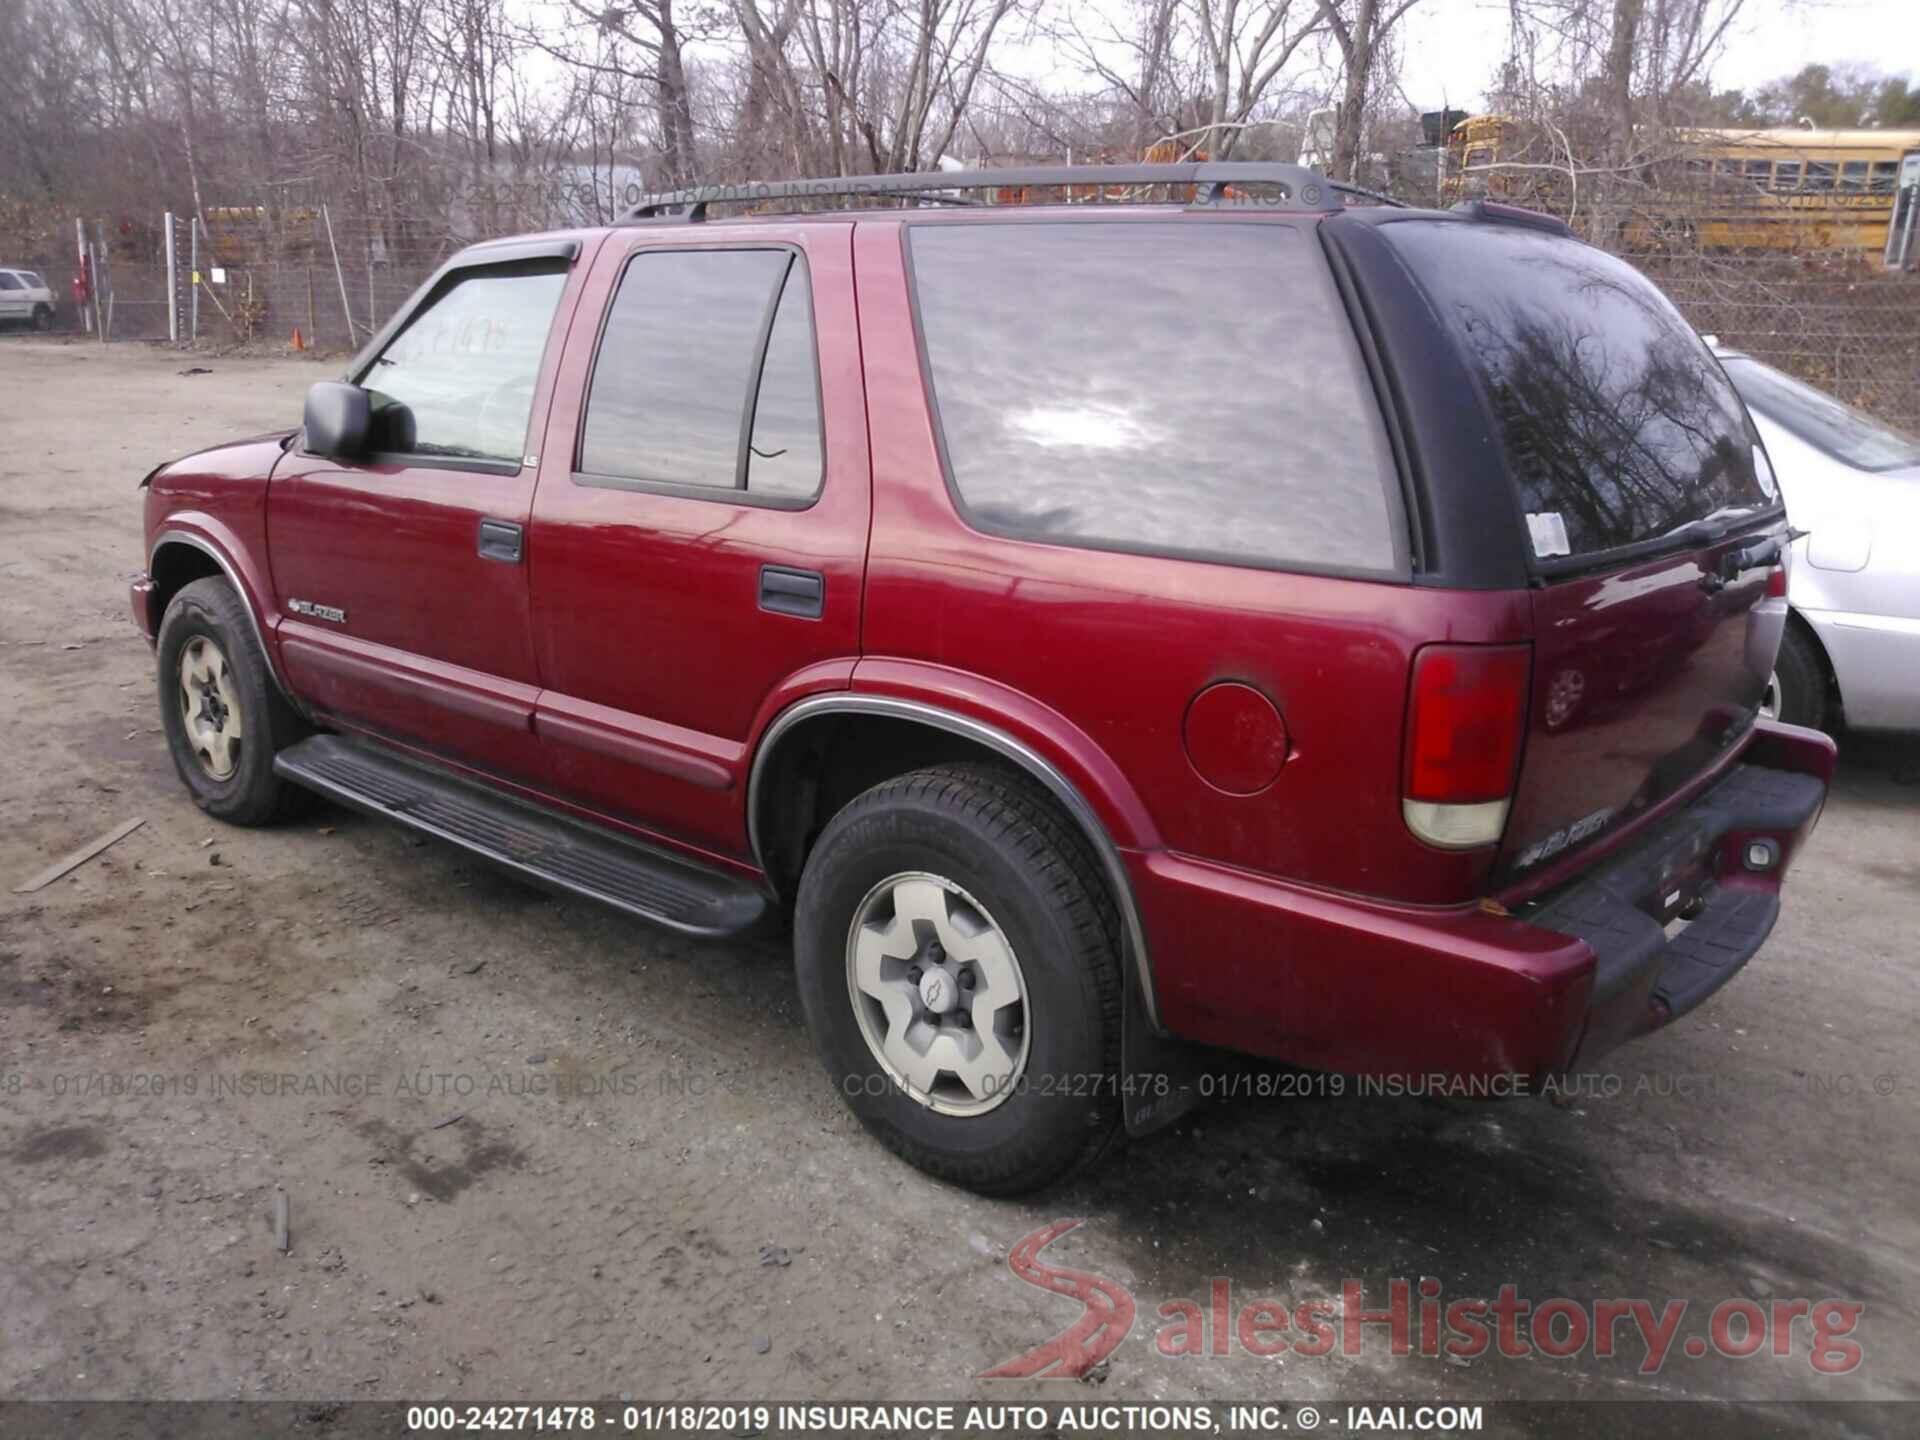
[1121, 968, 1204, 1137]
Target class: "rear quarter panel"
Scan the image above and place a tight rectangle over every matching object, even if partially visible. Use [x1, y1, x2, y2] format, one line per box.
[852, 217, 1533, 904]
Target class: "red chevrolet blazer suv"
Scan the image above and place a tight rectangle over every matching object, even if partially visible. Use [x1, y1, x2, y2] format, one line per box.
[131, 165, 1834, 1193]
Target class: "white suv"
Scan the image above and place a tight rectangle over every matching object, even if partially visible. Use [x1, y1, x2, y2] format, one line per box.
[0, 268, 56, 331]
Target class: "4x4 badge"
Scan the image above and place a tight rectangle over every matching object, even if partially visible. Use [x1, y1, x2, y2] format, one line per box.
[287, 598, 347, 624]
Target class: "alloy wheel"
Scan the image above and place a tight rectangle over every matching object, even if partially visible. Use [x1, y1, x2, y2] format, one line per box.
[178, 635, 244, 780]
[844, 871, 1030, 1117]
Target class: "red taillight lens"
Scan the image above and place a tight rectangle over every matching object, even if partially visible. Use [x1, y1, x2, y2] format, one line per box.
[1766, 564, 1788, 599]
[1404, 644, 1532, 804]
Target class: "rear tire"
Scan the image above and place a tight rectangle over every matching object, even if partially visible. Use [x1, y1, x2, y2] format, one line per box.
[156, 577, 307, 825]
[794, 763, 1123, 1194]
[1768, 624, 1829, 731]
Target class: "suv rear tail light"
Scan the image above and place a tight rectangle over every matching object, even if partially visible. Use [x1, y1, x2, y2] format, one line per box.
[1403, 643, 1532, 849]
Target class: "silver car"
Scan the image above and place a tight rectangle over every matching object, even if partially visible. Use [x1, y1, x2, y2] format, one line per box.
[0, 267, 56, 330]
[1716, 347, 1920, 731]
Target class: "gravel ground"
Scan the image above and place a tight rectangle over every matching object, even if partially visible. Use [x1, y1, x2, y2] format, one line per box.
[1, 338, 1916, 1432]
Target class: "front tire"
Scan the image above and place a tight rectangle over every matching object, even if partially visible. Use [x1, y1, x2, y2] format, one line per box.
[31, 305, 54, 333]
[794, 763, 1123, 1194]
[156, 577, 306, 824]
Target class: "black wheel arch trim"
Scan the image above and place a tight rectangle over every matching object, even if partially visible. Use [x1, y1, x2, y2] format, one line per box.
[148, 530, 306, 716]
[747, 693, 1164, 1032]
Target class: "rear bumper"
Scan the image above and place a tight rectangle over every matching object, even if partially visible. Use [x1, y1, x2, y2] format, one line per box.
[1134, 720, 1835, 1082]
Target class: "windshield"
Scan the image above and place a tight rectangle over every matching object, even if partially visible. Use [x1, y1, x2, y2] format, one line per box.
[1721, 357, 1920, 473]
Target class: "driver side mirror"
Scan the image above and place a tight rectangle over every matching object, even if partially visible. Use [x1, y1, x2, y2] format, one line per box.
[303, 381, 371, 461]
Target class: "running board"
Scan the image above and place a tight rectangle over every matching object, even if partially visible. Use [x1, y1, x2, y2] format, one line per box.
[273, 735, 768, 938]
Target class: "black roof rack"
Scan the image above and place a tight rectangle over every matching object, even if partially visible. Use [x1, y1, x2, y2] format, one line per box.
[622, 163, 1402, 223]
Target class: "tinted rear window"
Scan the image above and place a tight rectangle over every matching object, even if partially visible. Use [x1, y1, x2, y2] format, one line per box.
[908, 222, 1402, 574]
[1380, 221, 1775, 560]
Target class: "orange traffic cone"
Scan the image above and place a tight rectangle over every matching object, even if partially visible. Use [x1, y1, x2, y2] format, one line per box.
[290, 326, 305, 351]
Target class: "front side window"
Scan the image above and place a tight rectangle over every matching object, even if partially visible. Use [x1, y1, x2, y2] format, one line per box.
[907, 221, 1401, 574]
[578, 248, 823, 500]
[1379, 220, 1776, 560]
[19, 272, 42, 289]
[359, 262, 567, 465]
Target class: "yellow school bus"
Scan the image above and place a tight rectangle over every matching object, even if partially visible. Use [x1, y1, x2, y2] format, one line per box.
[1440, 116, 1561, 209]
[1667, 128, 1920, 250]
[1443, 116, 1920, 256]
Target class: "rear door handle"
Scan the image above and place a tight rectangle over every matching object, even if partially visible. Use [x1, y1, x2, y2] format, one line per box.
[759, 565, 824, 619]
[477, 518, 524, 564]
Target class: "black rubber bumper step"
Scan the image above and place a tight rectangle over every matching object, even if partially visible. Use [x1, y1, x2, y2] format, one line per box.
[274, 735, 768, 938]
[1523, 761, 1823, 1021]
[1650, 885, 1779, 1019]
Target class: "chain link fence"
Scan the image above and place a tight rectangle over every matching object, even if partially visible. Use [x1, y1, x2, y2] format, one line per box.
[1637, 249, 1920, 430]
[44, 178, 581, 349]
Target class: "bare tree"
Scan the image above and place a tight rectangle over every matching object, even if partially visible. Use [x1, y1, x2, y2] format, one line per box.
[1489, 0, 1752, 238]
[1316, 0, 1426, 183]
[1193, 0, 1325, 158]
[554, 2, 704, 182]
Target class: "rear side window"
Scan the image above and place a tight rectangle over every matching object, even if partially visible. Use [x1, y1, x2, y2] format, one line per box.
[907, 222, 1402, 574]
[0, 274, 20, 290]
[579, 248, 823, 500]
[1379, 221, 1775, 560]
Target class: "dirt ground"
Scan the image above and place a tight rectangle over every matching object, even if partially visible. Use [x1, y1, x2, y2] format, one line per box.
[2, 338, 1917, 1430]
